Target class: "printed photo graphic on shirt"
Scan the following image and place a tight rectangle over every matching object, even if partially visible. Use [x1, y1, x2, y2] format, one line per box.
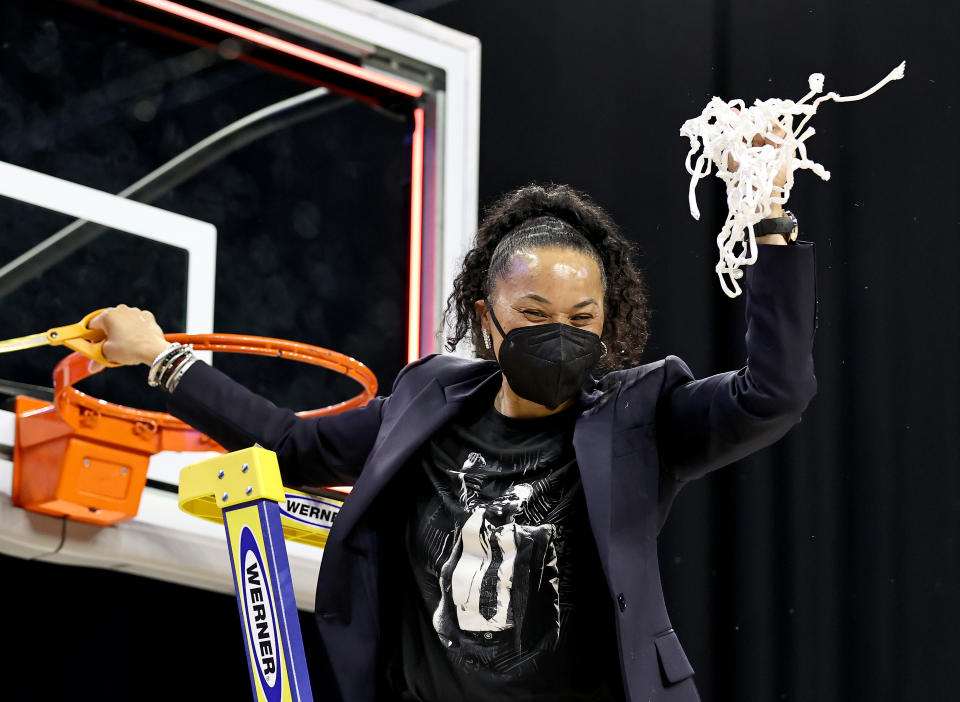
[401, 402, 623, 694]
[447, 481, 554, 632]
[420, 448, 583, 672]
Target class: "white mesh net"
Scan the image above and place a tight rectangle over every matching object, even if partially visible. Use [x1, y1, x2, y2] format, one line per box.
[680, 61, 906, 297]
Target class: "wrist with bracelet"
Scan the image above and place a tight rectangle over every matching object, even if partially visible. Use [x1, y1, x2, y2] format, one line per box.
[147, 341, 198, 392]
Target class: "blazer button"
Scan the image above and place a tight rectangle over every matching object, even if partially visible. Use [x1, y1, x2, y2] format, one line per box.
[617, 593, 627, 612]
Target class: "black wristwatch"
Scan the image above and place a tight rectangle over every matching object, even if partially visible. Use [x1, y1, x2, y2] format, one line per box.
[755, 210, 798, 244]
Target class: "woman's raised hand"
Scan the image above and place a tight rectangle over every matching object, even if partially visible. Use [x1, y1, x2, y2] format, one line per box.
[87, 305, 171, 371]
[726, 108, 795, 190]
[725, 108, 797, 243]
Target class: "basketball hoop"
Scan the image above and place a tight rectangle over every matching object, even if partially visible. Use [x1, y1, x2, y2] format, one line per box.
[52, 333, 378, 450]
[14, 334, 377, 525]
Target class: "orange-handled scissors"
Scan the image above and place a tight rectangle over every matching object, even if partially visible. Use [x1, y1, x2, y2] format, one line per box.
[0, 309, 121, 367]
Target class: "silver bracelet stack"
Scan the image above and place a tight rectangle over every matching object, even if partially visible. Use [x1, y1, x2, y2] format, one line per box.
[147, 342, 198, 393]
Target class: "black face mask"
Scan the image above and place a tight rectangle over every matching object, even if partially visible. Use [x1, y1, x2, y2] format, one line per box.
[487, 302, 603, 410]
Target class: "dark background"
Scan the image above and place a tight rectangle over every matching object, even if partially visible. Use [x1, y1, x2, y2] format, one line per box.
[3, 1, 959, 701]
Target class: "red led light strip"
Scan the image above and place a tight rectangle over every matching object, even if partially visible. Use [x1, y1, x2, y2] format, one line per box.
[68, 0, 330, 88]
[407, 108, 425, 363]
[132, 0, 423, 97]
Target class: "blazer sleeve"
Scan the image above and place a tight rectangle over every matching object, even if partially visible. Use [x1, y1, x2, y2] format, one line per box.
[164, 358, 418, 488]
[655, 241, 818, 483]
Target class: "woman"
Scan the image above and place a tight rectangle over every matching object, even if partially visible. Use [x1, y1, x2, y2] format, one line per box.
[91, 180, 816, 701]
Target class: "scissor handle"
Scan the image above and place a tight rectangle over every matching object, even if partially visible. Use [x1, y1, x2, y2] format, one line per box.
[45, 309, 122, 368]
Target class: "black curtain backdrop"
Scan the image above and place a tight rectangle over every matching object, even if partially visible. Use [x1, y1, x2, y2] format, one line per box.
[3, 1, 958, 701]
[423, 2, 959, 701]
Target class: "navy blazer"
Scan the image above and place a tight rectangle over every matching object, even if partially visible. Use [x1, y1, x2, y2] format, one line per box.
[168, 242, 817, 702]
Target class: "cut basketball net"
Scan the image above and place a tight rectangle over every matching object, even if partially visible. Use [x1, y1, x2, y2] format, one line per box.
[680, 61, 906, 297]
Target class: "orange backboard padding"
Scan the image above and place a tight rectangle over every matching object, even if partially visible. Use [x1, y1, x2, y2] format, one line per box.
[14, 334, 374, 526]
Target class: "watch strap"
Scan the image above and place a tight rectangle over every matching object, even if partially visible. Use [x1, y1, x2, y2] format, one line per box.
[755, 210, 798, 244]
[755, 216, 795, 235]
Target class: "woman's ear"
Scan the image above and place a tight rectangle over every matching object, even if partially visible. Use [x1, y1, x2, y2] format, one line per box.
[473, 299, 488, 327]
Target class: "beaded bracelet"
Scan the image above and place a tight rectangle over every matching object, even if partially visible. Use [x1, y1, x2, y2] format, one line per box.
[148, 344, 195, 390]
[157, 349, 192, 389]
[147, 343, 182, 387]
[166, 355, 198, 393]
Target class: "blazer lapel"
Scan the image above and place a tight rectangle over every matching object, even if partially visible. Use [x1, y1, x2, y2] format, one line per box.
[572, 376, 616, 564]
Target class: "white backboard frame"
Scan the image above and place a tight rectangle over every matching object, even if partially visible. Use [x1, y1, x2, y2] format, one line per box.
[0, 160, 217, 363]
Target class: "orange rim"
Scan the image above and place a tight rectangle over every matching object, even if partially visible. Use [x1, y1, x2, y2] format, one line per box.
[52, 334, 378, 452]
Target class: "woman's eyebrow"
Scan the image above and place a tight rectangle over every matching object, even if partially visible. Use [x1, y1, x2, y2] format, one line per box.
[520, 294, 598, 308]
[520, 294, 551, 304]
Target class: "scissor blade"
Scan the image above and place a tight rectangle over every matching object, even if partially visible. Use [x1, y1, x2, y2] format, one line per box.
[0, 333, 50, 354]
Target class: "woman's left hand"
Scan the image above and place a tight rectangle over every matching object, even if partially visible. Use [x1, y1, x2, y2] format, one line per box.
[727, 110, 798, 244]
[726, 110, 795, 192]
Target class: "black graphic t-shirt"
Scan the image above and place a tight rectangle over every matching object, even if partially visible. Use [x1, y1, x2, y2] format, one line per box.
[383, 388, 625, 702]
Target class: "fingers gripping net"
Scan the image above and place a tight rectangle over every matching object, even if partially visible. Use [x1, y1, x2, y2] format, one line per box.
[680, 61, 906, 297]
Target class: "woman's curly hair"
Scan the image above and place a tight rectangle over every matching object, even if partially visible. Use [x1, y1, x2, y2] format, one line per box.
[441, 183, 650, 375]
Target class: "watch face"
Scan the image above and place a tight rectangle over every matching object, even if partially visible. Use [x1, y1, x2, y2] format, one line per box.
[786, 210, 798, 231]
